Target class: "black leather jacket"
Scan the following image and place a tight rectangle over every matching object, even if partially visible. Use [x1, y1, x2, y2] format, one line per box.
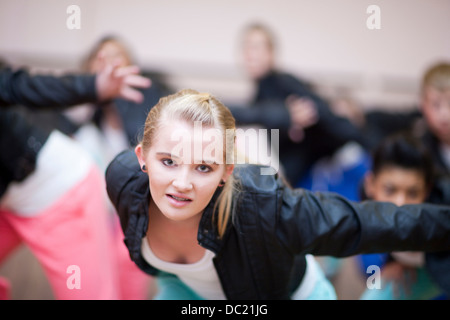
[106, 149, 450, 299]
[0, 67, 97, 196]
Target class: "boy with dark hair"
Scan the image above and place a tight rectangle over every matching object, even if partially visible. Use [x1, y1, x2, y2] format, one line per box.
[360, 132, 445, 299]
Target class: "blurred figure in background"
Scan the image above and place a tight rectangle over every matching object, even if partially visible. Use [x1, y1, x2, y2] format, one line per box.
[418, 61, 450, 298]
[419, 62, 450, 181]
[297, 94, 372, 201]
[347, 62, 450, 300]
[0, 58, 151, 299]
[62, 35, 165, 169]
[59, 35, 166, 299]
[228, 23, 370, 186]
[359, 132, 445, 300]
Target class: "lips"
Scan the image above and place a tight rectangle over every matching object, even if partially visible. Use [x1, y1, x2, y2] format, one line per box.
[167, 194, 192, 201]
[166, 193, 192, 207]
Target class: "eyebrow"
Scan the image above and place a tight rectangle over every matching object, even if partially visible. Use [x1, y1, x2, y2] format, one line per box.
[156, 152, 220, 165]
[156, 152, 179, 159]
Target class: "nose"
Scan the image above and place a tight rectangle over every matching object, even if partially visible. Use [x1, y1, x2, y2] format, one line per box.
[435, 102, 450, 118]
[392, 193, 406, 207]
[172, 169, 193, 192]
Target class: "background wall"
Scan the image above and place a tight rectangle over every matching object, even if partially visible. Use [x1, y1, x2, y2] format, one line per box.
[1, 0, 449, 109]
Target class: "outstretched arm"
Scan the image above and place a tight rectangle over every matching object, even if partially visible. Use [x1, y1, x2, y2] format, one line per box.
[0, 62, 150, 109]
[276, 187, 450, 257]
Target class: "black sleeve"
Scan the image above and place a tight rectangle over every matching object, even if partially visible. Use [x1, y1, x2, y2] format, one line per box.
[0, 108, 50, 196]
[228, 100, 291, 131]
[105, 149, 147, 233]
[0, 67, 97, 109]
[277, 186, 450, 257]
[105, 149, 155, 274]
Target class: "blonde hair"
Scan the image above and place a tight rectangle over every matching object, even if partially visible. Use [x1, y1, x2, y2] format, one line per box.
[82, 35, 134, 72]
[140, 89, 237, 237]
[242, 22, 277, 52]
[422, 62, 450, 92]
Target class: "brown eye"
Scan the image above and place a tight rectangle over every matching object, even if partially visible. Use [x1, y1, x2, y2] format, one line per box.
[197, 164, 212, 173]
[408, 190, 419, 199]
[383, 185, 395, 195]
[162, 158, 176, 167]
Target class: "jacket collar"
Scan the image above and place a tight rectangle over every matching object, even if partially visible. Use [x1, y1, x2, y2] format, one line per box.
[196, 186, 231, 254]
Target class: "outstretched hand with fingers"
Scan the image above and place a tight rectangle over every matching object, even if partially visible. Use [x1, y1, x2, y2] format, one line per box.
[286, 95, 319, 143]
[95, 53, 151, 104]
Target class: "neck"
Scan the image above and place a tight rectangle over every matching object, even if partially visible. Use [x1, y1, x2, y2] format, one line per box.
[147, 198, 205, 264]
[148, 198, 202, 235]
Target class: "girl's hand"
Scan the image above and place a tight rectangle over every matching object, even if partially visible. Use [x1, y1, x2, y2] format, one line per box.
[95, 54, 151, 104]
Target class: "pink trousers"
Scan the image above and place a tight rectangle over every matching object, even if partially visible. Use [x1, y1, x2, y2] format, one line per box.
[0, 166, 151, 299]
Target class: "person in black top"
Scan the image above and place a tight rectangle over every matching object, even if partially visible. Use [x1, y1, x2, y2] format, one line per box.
[228, 23, 370, 185]
[59, 35, 166, 147]
[105, 89, 450, 300]
[0, 57, 151, 299]
[417, 61, 450, 297]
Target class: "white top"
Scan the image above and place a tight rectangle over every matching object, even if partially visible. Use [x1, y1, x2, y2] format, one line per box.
[291, 254, 320, 299]
[72, 123, 129, 172]
[141, 238, 227, 300]
[141, 237, 320, 300]
[0, 130, 93, 216]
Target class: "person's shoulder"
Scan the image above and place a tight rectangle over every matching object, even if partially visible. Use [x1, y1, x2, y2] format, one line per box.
[273, 71, 313, 92]
[107, 149, 141, 175]
[232, 164, 285, 194]
[105, 149, 144, 205]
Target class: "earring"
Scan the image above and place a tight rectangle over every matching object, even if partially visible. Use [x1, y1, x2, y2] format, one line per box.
[142, 164, 147, 172]
[218, 179, 226, 187]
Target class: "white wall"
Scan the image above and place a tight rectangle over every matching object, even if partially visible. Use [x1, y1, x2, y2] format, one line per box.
[1, 0, 449, 108]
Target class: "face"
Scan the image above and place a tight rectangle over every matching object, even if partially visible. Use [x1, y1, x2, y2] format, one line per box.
[422, 87, 450, 145]
[136, 119, 234, 223]
[89, 40, 131, 72]
[364, 166, 428, 206]
[241, 29, 274, 80]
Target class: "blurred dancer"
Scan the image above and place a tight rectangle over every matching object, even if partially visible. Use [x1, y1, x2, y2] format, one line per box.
[0, 59, 150, 299]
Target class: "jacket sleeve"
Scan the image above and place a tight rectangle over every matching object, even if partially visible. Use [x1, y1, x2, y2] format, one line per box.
[276, 186, 450, 257]
[228, 100, 292, 131]
[105, 150, 161, 275]
[105, 149, 145, 232]
[0, 67, 97, 109]
[0, 109, 50, 196]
